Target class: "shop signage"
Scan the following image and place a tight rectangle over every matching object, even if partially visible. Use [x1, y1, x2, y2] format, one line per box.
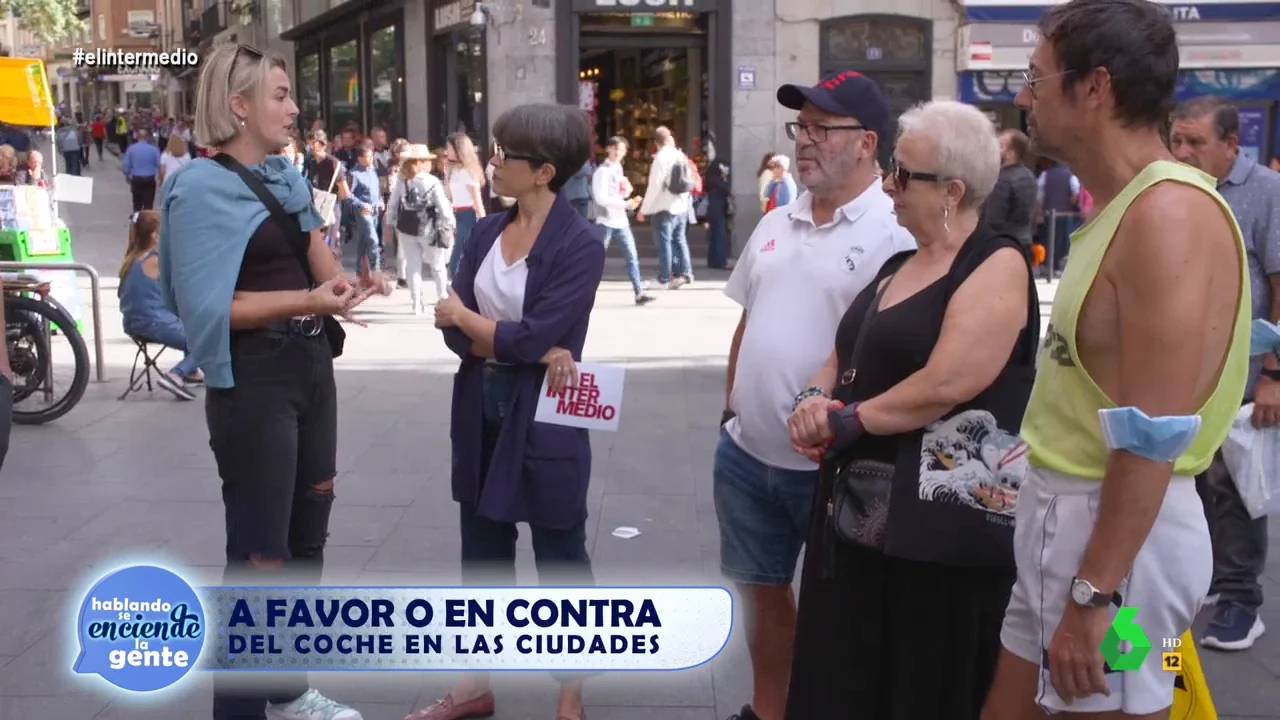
[572, 0, 712, 12]
[967, 21, 1280, 47]
[433, 0, 476, 32]
[959, 21, 1280, 70]
[1236, 106, 1266, 163]
[960, 2, 1280, 23]
[737, 65, 755, 90]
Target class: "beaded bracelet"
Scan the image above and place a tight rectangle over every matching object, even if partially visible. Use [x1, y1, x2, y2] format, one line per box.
[791, 386, 829, 412]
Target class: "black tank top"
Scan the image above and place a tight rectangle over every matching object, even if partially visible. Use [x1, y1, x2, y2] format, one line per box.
[830, 221, 1040, 568]
[235, 215, 310, 292]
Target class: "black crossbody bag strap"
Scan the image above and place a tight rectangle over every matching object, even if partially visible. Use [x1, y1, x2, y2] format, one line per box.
[211, 153, 316, 286]
[211, 153, 346, 357]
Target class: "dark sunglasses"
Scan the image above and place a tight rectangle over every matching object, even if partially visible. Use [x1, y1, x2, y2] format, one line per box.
[228, 44, 265, 107]
[229, 44, 263, 82]
[890, 160, 943, 190]
[493, 142, 544, 166]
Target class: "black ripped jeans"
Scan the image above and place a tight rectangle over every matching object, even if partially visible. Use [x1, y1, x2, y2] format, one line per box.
[207, 327, 338, 720]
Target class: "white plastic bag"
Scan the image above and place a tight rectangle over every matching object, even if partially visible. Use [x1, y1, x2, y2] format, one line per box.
[1219, 403, 1280, 519]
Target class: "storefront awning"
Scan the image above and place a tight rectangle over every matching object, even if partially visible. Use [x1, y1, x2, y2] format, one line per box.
[280, 0, 401, 41]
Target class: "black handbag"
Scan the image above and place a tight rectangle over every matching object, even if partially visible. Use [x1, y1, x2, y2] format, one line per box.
[212, 153, 346, 359]
[828, 268, 899, 549]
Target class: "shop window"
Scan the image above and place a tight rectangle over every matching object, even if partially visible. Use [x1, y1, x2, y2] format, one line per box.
[328, 39, 360, 131]
[820, 15, 931, 170]
[369, 25, 401, 137]
[822, 17, 927, 68]
[296, 53, 321, 130]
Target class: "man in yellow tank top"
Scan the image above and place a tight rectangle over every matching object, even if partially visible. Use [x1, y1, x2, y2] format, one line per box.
[981, 1, 1252, 718]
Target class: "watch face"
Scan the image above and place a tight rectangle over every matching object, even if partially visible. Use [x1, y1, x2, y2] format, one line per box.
[1071, 579, 1093, 605]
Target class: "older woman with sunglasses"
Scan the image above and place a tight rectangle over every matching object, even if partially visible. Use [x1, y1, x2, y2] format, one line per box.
[412, 103, 605, 720]
[782, 100, 1039, 719]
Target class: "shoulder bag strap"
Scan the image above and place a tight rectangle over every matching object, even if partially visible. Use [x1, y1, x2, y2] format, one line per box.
[849, 266, 899, 373]
[211, 153, 316, 287]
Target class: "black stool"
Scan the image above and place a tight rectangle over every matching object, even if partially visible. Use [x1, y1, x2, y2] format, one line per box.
[119, 336, 168, 400]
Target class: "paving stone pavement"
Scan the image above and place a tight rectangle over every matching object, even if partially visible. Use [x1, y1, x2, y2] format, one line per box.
[0, 150, 1277, 719]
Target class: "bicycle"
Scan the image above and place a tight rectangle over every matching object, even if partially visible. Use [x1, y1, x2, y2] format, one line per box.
[4, 275, 90, 425]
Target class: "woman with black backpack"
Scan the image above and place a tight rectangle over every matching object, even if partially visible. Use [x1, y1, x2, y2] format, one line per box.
[385, 144, 456, 314]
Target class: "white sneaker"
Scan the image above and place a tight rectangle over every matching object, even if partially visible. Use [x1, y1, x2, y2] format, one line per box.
[265, 689, 363, 720]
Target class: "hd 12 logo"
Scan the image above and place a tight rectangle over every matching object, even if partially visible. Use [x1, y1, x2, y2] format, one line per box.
[73, 565, 205, 692]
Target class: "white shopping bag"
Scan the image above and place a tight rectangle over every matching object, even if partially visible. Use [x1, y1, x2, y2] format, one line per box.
[1219, 403, 1280, 519]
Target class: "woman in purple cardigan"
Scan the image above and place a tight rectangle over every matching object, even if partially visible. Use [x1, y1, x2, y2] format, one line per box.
[416, 104, 605, 720]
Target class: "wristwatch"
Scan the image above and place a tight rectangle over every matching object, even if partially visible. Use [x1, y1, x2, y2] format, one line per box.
[1262, 367, 1280, 381]
[1070, 577, 1114, 608]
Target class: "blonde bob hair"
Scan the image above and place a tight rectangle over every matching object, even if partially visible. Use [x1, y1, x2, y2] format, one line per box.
[194, 43, 289, 148]
[166, 132, 187, 156]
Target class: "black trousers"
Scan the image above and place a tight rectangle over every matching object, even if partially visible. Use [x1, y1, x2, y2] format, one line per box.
[0, 374, 11, 474]
[1197, 450, 1268, 611]
[207, 327, 338, 720]
[130, 176, 156, 212]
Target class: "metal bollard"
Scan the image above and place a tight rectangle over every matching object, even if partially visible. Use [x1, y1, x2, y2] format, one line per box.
[0, 260, 106, 382]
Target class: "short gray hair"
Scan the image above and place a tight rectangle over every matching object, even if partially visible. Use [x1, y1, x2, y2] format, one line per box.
[492, 103, 592, 193]
[194, 43, 289, 148]
[1171, 96, 1239, 140]
[896, 100, 1000, 209]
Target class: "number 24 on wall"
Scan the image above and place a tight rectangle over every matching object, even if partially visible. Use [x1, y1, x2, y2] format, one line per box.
[528, 27, 547, 45]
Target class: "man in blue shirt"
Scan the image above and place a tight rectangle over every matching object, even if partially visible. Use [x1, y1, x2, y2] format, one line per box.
[122, 129, 161, 212]
[346, 145, 384, 273]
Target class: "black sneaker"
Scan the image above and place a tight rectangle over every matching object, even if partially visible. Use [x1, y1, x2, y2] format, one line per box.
[635, 293, 655, 306]
[728, 705, 761, 720]
[1201, 601, 1266, 651]
[154, 372, 196, 401]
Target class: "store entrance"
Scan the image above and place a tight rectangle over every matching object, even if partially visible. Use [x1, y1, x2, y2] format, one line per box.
[577, 28, 708, 205]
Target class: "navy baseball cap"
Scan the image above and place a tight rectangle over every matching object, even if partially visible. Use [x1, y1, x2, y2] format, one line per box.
[777, 70, 891, 140]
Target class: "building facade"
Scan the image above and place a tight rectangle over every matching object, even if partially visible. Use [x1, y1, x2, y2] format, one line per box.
[76, 0, 168, 111]
[956, 0, 1280, 163]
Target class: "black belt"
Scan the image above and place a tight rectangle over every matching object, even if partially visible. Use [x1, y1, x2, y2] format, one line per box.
[244, 315, 323, 337]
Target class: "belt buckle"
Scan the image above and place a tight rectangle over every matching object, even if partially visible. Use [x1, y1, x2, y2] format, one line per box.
[293, 315, 322, 337]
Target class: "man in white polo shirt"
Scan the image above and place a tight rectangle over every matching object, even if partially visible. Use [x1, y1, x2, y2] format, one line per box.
[715, 71, 915, 720]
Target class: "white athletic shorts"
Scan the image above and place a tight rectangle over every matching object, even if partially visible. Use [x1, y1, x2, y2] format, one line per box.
[999, 466, 1212, 715]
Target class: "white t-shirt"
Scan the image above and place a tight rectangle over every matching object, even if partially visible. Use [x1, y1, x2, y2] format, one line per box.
[449, 168, 478, 210]
[160, 152, 189, 178]
[724, 182, 917, 471]
[475, 235, 528, 322]
[591, 160, 630, 229]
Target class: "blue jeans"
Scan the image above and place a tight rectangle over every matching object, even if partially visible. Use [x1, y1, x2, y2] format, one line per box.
[651, 210, 692, 283]
[131, 317, 198, 377]
[449, 208, 478, 279]
[355, 211, 381, 272]
[600, 224, 643, 296]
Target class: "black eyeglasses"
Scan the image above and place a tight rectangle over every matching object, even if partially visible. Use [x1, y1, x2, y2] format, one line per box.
[890, 160, 943, 190]
[784, 121, 867, 143]
[493, 142, 544, 166]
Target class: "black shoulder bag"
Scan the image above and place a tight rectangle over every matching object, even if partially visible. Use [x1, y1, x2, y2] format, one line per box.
[828, 270, 899, 550]
[212, 153, 346, 358]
